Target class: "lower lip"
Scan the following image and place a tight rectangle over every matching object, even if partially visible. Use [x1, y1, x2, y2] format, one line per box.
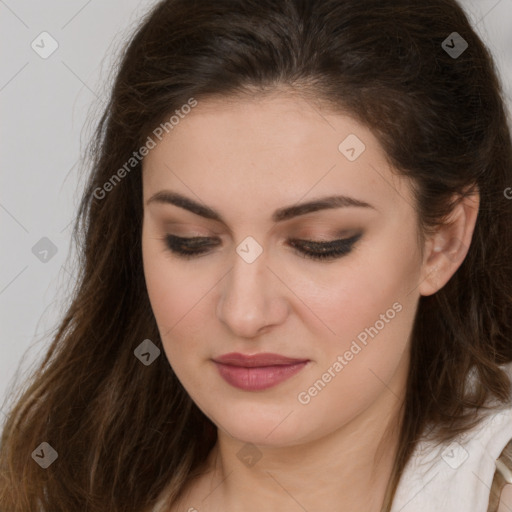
[213, 361, 308, 391]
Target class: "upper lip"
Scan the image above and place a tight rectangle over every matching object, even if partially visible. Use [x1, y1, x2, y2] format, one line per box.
[213, 352, 309, 367]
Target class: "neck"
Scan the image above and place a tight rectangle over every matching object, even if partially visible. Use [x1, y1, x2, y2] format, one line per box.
[193, 388, 404, 512]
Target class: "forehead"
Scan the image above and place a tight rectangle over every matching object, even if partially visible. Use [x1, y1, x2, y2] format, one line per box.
[141, 93, 414, 219]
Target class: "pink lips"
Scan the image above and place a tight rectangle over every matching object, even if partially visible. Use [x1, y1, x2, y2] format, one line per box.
[212, 352, 309, 391]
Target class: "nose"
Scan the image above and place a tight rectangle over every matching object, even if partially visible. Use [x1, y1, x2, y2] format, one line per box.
[216, 248, 289, 339]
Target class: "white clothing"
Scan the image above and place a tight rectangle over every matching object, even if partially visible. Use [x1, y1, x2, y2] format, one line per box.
[391, 363, 512, 512]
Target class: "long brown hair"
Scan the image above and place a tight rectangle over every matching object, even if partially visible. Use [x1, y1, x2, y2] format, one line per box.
[1, 1, 512, 510]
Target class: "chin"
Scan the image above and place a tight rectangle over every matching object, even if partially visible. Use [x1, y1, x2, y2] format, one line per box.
[211, 405, 310, 447]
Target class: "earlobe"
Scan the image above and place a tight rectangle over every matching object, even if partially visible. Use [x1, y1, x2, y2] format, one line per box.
[418, 188, 480, 297]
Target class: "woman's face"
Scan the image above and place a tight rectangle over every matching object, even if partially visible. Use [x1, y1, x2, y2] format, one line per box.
[141, 92, 427, 446]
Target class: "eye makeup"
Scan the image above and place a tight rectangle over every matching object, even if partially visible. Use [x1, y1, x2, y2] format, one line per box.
[161, 232, 363, 262]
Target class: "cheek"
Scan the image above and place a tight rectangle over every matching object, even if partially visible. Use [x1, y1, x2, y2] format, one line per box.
[142, 231, 218, 372]
[295, 238, 418, 347]
[296, 236, 419, 385]
[342, 227, 420, 321]
[142, 232, 188, 334]
[292, 265, 416, 434]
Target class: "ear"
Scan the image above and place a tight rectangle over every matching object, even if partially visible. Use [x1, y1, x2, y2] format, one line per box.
[418, 186, 480, 297]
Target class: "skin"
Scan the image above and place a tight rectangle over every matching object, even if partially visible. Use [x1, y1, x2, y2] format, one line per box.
[141, 90, 479, 512]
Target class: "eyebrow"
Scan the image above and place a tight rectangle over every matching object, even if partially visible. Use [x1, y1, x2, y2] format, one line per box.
[146, 190, 376, 223]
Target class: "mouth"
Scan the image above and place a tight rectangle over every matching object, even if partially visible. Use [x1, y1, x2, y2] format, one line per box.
[212, 353, 310, 391]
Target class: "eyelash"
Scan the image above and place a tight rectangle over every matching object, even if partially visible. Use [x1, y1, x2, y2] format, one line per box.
[161, 233, 362, 262]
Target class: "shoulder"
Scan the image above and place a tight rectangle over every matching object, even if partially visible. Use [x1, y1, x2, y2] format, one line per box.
[490, 439, 512, 512]
[391, 362, 512, 512]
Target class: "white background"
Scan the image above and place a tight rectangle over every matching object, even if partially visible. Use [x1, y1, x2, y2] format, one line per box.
[1, 0, 512, 424]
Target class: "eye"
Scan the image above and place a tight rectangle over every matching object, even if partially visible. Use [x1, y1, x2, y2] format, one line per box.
[287, 233, 362, 261]
[161, 233, 362, 262]
[162, 235, 218, 260]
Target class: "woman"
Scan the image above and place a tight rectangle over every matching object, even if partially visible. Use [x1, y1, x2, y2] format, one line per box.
[1, 0, 512, 511]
